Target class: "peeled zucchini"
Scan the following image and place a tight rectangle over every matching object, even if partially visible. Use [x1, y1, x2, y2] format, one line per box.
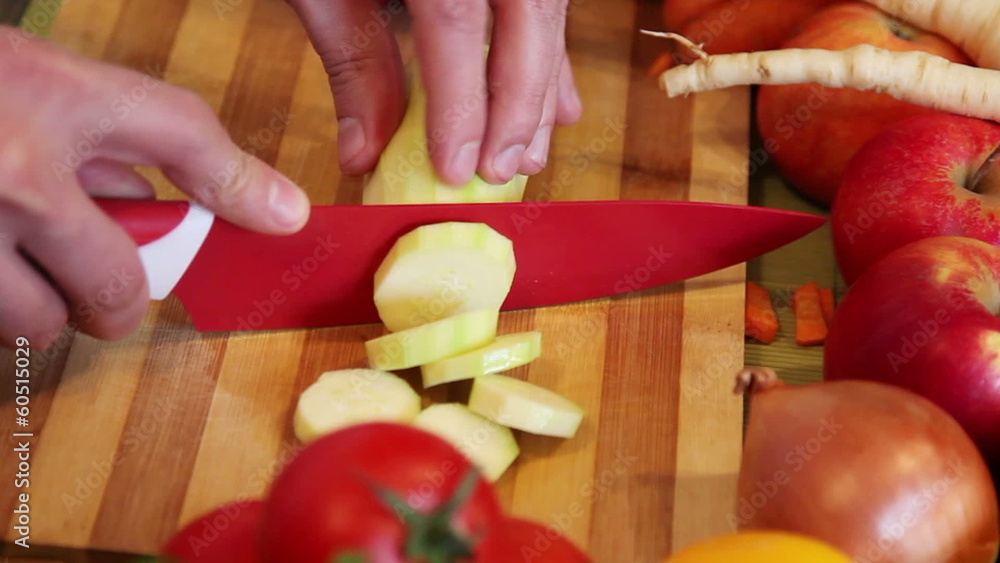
[420, 331, 542, 388]
[365, 308, 500, 371]
[293, 369, 422, 443]
[373, 222, 515, 332]
[469, 374, 585, 438]
[412, 403, 520, 481]
[363, 65, 527, 205]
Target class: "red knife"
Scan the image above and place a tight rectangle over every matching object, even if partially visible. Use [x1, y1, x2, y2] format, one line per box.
[94, 198, 825, 332]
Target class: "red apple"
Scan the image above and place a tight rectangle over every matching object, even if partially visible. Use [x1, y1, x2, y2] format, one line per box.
[832, 114, 1000, 285]
[662, 0, 727, 31]
[824, 235, 1000, 472]
[678, 0, 837, 56]
[756, 2, 972, 206]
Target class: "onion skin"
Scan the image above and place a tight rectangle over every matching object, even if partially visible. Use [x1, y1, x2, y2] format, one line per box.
[732, 368, 1000, 563]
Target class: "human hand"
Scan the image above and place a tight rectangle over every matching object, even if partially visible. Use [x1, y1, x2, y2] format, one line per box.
[0, 26, 311, 349]
[287, 0, 583, 186]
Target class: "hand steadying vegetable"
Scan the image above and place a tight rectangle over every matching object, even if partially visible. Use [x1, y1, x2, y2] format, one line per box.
[0, 27, 310, 350]
[285, 0, 583, 186]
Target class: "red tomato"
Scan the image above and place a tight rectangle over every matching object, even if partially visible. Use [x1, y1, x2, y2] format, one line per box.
[500, 517, 593, 562]
[259, 423, 508, 562]
[161, 499, 263, 562]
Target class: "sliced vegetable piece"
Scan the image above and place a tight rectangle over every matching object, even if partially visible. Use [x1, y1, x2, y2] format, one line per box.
[365, 308, 500, 371]
[373, 222, 515, 332]
[468, 374, 585, 438]
[293, 369, 422, 444]
[411, 403, 520, 482]
[420, 332, 542, 388]
[745, 281, 779, 344]
[819, 286, 836, 326]
[793, 282, 828, 346]
[362, 66, 527, 205]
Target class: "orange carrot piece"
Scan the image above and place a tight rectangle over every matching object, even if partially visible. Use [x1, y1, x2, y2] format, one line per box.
[819, 287, 836, 327]
[745, 281, 779, 344]
[793, 282, 827, 346]
[648, 52, 676, 76]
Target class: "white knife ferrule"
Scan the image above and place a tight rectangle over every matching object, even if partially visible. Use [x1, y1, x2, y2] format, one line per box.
[138, 202, 215, 300]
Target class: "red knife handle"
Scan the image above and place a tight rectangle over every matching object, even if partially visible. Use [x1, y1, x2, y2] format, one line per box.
[94, 198, 192, 245]
[93, 198, 216, 300]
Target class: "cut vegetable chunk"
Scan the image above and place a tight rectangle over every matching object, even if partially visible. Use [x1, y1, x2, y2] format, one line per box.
[363, 66, 527, 205]
[411, 403, 520, 481]
[365, 308, 500, 371]
[421, 332, 542, 388]
[293, 369, 421, 444]
[469, 374, 585, 438]
[374, 222, 515, 332]
[793, 282, 828, 346]
[745, 281, 779, 344]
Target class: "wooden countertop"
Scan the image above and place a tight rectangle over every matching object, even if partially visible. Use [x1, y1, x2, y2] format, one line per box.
[0, 0, 836, 561]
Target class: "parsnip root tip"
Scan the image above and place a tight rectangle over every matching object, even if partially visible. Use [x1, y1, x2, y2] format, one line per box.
[639, 30, 710, 61]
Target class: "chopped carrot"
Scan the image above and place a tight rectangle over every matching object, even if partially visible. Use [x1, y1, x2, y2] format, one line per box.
[745, 281, 779, 344]
[793, 282, 827, 346]
[819, 287, 836, 327]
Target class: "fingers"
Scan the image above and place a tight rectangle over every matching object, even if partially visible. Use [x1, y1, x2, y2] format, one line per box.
[286, 0, 407, 175]
[476, 0, 568, 184]
[76, 159, 156, 199]
[89, 82, 311, 234]
[407, 0, 491, 186]
[0, 246, 67, 349]
[6, 38, 312, 235]
[518, 70, 558, 175]
[555, 54, 583, 126]
[12, 176, 151, 343]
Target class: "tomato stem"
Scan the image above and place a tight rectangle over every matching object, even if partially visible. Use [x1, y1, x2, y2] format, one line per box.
[370, 468, 485, 562]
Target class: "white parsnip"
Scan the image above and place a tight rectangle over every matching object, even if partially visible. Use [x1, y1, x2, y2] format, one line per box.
[651, 33, 1000, 124]
[861, 0, 1000, 69]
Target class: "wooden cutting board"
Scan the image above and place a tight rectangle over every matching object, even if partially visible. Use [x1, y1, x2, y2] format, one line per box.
[0, 0, 753, 560]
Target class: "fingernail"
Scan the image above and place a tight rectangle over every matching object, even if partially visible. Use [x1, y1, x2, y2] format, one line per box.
[449, 141, 480, 184]
[492, 145, 526, 182]
[269, 180, 310, 230]
[525, 126, 552, 169]
[338, 117, 366, 166]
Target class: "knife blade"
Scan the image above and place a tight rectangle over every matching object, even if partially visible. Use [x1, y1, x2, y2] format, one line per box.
[94, 198, 825, 332]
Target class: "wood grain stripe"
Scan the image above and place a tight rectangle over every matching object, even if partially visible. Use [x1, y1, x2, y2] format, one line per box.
[506, 299, 608, 550]
[0, 328, 73, 540]
[100, 0, 188, 78]
[88, 304, 228, 552]
[670, 86, 752, 553]
[582, 2, 690, 560]
[274, 42, 344, 205]
[11, 317, 158, 548]
[170, 0, 311, 535]
[45, 0, 124, 59]
[175, 330, 306, 530]
[162, 0, 254, 112]
[215, 0, 307, 170]
[620, 2, 694, 202]
[149, 0, 255, 201]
